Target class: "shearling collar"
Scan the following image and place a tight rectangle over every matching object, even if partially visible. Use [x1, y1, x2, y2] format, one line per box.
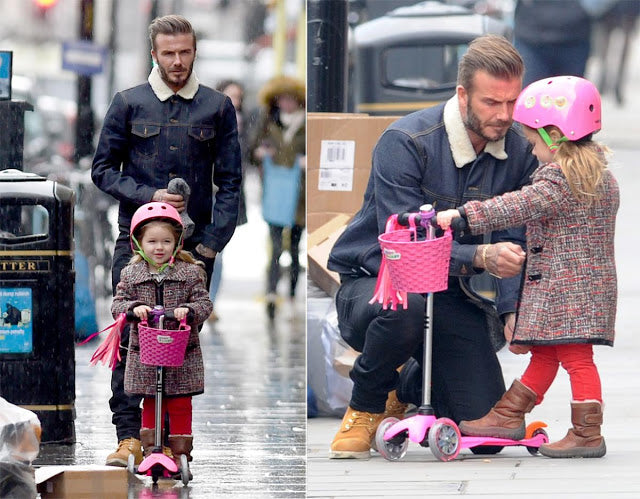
[148, 65, 200, 101]
[443, 96, 508, 168]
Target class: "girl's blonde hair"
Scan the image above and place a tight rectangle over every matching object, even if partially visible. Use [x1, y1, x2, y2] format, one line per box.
[551, 129, 611, 204]
[129, 220, 204, 267]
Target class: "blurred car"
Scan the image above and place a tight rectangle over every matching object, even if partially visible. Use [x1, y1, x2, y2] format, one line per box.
[351, 0, 512, 115]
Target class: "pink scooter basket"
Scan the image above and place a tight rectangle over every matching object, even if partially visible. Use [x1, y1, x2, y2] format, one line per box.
[138, 319, 190, 367]
[378, 225, 452, 294]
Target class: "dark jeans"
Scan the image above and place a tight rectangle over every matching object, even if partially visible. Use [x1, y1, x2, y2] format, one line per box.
[109, 234, 214, 441]
[267, 223, 303, 297]
[335, 276, 505, 423]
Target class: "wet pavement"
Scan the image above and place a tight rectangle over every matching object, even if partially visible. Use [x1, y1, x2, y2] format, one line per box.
[33, 169, 307, 497]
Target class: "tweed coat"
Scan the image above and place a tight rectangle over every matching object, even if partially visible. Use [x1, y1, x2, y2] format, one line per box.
[463, 163, 618, 346]
[112, 260, 213, 397]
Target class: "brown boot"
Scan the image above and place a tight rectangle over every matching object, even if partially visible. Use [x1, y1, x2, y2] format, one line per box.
[540, 401, 606, 458]
[329, 407, 385, 459]
[140, 428, 173, 459]
[459, 379, 537, 439]
[105, 438, 142, 467]
[169, 434, 194, 463]
[139, 428, 156, 458]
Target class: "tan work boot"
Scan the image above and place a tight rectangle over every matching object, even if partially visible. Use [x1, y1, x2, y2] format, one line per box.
[459, 379, 537, 440]
[105, 438, 143, 467]
[383, 390, 408, 420]
[540, 401, 606, 458]
[329, 407, 385, 459]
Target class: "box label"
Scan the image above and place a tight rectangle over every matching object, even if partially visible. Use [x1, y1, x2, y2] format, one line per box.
[319, 140, 356, 191]
[0, 287, 33, 353]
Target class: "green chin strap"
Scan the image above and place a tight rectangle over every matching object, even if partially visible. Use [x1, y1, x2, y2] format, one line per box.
[131, 233, 183, 273]
[537, 127, 569, 152]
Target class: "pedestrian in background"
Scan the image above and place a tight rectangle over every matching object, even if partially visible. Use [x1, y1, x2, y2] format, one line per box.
[326, 35, 538, 459]
[513, 0, 593, 86]
[592, 0, 640, 105]
[207, 79, 250, 323]
[250, 75, 306, 320]
[437, 75, 618, 458]
[91, 14, 242, 467]
[113, 202, 212, 466]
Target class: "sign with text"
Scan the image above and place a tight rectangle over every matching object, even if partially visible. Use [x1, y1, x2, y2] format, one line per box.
[62, 40, 106, 75]
[0, 287, 33, 354]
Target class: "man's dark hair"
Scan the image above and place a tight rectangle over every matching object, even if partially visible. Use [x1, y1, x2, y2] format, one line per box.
[148, 14, 196, 51]
[457, 34, 524, 91]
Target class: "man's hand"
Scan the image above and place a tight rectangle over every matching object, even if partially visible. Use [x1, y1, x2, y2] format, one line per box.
[195, 243, 217, 259]
[474, 242, 526, 278]
[152, 189, 185, 212]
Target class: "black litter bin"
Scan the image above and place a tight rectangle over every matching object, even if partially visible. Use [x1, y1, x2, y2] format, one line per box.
[0, 169, 75, 444]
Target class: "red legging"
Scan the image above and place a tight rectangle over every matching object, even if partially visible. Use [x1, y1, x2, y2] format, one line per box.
[141, 396, 192, 435]
[520, 344, 602, 405]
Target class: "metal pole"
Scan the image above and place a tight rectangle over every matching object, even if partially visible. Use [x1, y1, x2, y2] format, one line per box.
[307, 0, 348, 112]
[74, 0, 96, 163]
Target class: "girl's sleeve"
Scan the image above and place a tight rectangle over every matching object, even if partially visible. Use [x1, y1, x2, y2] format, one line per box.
[111, 267, 145, 318]
[180, 266, 213, 326]
[464, 166, 570, 234]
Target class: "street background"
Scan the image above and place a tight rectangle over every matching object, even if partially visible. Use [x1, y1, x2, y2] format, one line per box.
[307, 6, 640, 499]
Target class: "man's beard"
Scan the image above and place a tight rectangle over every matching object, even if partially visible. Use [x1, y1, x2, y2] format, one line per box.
[464, 100, 510, 143]
[158, 64, 192, 88]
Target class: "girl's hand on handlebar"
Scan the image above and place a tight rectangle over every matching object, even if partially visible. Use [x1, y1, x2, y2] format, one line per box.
[436, 209, 461, 230]
[173, 307, 190, 321]
[133, 305, 152, 321]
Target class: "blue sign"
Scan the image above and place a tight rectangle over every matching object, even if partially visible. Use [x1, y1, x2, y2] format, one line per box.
[62, 40, 106, 75]
[0, 288, 33, 354]
[0, 50, 12, 100]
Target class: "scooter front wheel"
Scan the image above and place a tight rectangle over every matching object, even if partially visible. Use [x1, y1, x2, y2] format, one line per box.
[126, 453, 136, 474]
[375, 417, 408, 461]
[428, 418, 461, 462]
[180, 454, 191, 485]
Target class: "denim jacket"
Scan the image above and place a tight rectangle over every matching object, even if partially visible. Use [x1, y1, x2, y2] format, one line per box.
[92, 67, 242, 253]
[328, 97, 539, 315]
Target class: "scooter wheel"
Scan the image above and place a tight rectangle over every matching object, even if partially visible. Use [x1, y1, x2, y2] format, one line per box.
[180, 454, 191, 485]
[527, 427, 549, 456]
[126, 453, 136, 474]
[375, 417, 408, 461]
[428, 418, 461, 462]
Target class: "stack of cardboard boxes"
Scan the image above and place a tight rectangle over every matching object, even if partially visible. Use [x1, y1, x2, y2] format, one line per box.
[306, 113, 400, 296]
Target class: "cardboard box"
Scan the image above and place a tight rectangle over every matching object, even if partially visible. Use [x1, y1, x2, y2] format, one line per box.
[307, 214, 351, 296]
[35, 465, 138, 498]
[307, 113, 400, 233]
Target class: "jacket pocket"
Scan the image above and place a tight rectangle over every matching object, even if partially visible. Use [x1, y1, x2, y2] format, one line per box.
[131, 123, 160, 158]
[188, 126, 216, 163]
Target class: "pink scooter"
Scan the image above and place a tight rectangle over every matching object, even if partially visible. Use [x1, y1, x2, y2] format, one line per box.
[126, 307, 191, 485]
[373, 206, 549, 462]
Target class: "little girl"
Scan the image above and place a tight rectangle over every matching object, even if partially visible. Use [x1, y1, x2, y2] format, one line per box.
[437, 76, 618, 458]
[112, 202, 212, 466]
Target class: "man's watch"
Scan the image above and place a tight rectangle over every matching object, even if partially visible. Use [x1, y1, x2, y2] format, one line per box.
[195, 243, 216, 259]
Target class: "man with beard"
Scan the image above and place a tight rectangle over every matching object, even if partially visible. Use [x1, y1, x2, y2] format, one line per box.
[92, 14, 241, 466]
[327, 35, 538, 459]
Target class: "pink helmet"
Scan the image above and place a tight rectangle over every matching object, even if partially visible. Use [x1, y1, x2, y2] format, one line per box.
[130, 202, 184, 252]
[513, 76, 601, 141]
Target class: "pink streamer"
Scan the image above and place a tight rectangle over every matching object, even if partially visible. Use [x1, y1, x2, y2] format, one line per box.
[80, 313, 127, 371]
[369, 214, 408, 311]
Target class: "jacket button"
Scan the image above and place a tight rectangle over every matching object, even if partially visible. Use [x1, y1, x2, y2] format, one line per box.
[170, 118, 178, 123]
[527, 274, 542, 281]
[530, 247, 543, 254]
[169, 146, 178, 151]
